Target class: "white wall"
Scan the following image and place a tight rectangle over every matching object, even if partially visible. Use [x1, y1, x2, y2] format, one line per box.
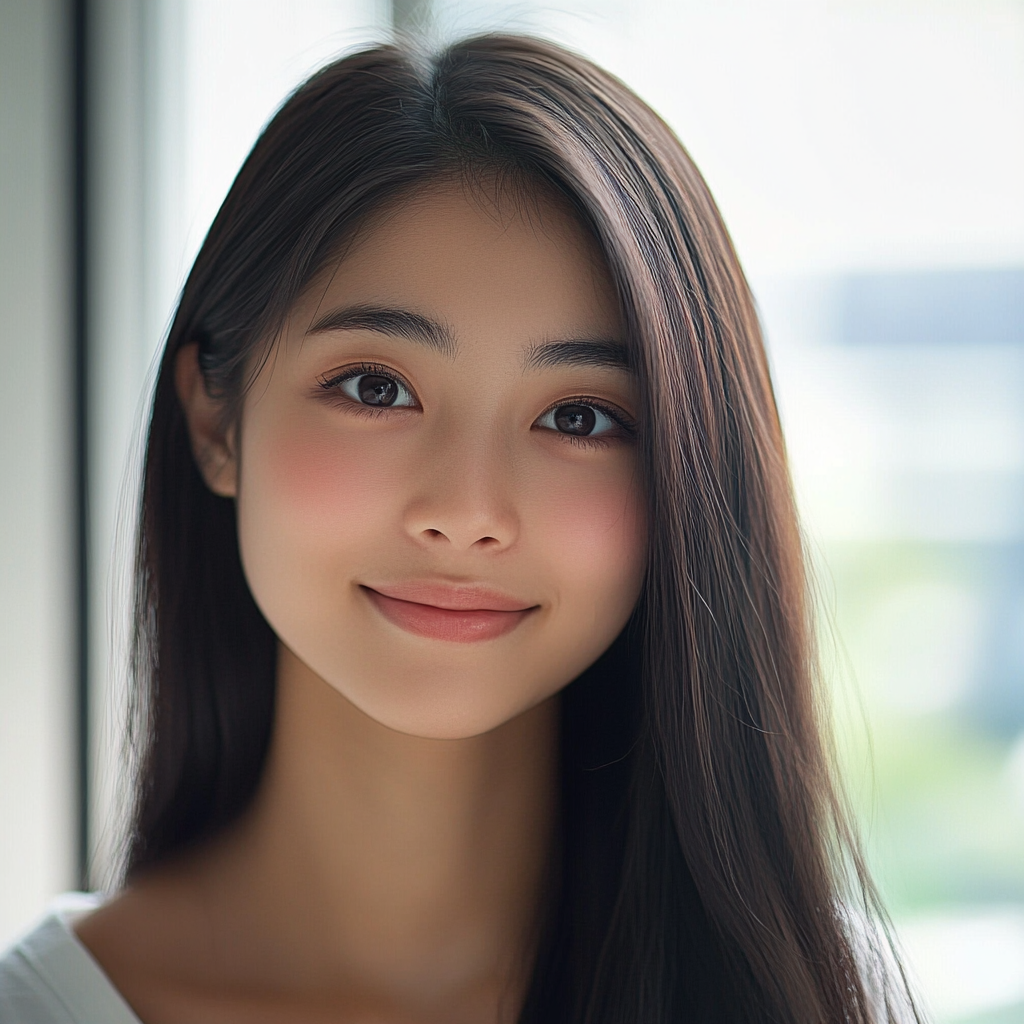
[0, 0, 76, 945]
[84, 0, 152, 889]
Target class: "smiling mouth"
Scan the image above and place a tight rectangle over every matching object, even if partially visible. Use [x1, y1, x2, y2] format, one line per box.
[360, 584, 538, 643]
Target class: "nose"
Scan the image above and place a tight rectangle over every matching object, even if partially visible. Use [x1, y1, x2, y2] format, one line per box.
[403, 426, 520, 552]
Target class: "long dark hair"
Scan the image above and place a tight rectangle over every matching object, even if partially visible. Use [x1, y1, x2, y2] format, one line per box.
[129, 34, 919, 1023]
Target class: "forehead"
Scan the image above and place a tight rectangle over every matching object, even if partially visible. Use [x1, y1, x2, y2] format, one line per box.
[292, 181, 623, 345]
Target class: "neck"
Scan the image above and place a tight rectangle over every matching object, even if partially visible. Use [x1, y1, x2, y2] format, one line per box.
[188, 643, 560, 1016]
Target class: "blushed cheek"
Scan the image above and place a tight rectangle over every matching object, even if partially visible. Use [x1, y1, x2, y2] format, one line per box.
[243, 415, 405, 544]
[236, 409, 411, 593]
[530, 462, 646, 605]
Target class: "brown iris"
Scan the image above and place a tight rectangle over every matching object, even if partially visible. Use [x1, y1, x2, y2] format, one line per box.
[553, 404, 597, 435]
[357, 374, 400, 406]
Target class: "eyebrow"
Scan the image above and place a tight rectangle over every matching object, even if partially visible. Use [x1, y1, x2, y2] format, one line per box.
[523, 338, 633, 373]
[305, 304, 457, 358]
[305, 303, 631, 374]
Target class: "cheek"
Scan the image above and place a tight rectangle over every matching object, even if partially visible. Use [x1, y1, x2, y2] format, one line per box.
[526, 456, 646, 611]
[241, 412, 402, 544]
[235, 409, 414, 634]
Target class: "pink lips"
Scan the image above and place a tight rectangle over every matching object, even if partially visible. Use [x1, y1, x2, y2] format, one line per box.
[361, 582, 538, 643]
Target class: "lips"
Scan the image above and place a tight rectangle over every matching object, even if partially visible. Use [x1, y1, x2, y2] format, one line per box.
[361, 583, 538, 643]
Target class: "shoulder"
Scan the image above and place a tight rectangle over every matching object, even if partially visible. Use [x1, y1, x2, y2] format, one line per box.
[0, 894, 140, 1024]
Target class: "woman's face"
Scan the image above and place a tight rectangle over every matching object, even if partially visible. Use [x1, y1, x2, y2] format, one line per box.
[222, 183, 645, 739]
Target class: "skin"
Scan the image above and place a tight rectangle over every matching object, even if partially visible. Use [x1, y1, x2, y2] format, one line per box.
[76, 181, 646, 1023]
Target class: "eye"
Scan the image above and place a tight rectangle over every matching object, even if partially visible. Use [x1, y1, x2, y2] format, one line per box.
[535, 401, 625, 439]
[319, 365, 417, 408]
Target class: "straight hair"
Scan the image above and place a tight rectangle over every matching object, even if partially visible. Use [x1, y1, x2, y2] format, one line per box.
[129, 34, 919, 1023]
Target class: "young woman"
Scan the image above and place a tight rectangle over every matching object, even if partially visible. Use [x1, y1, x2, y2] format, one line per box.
[0, 33, 920, 1024]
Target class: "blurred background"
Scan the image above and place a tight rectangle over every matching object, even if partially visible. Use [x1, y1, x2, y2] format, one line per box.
[1, 0, 1022, 1019]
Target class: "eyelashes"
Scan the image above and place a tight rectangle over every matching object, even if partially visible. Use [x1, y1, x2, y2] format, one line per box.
[316, 362, 636, 446]
[318, 362, 417, 410]
[534, 395, 636, 446]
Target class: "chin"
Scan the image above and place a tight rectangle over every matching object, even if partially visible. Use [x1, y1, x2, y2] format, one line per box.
[325, 667, 561, 741]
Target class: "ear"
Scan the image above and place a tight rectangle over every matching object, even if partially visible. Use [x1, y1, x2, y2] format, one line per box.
[175, 342, 238, 498]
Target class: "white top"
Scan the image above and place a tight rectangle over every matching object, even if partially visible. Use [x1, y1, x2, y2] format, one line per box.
[0, 893, 140, 1024]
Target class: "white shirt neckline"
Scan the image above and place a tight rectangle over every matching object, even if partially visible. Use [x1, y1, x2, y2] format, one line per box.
[3, 892, 141, 1024]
